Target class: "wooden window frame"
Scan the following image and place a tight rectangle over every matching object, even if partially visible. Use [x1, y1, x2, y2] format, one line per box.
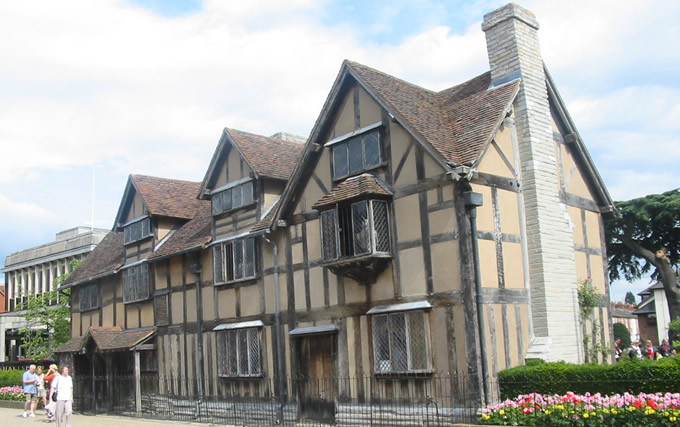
[79, 283, 99, 311]
[371, 310, 432, 375]
[211, 180, 256, 216]
[216, 327, 263, 378]
[123, 263, 150, 304]
[330, 127, 383, 181]
[320, 199, 390, 262]
[123, 216, 152, 245]
[213, 237, 257, 285]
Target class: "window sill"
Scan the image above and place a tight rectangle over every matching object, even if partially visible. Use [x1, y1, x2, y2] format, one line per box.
[320, 252, 392, 285]
[123, 296, 152, 305]
[331, 162, 388, 183]
[218, 373, 265, 380]
[124, 235, 153, 246]
[78, 306, 100, 313]
[214, 275, 259, 288]
[373, 370, 434, 379]
[212, 201, 257, 218]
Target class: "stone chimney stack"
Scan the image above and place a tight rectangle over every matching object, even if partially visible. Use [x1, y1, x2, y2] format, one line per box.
[482, 3, 581, 362]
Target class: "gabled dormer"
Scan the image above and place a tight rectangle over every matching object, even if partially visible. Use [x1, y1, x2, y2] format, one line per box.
[114, 175, 204, 255]
[199, 128, 303, 286]
[198, 128, 303, 235]
[112, 174, 205, 304]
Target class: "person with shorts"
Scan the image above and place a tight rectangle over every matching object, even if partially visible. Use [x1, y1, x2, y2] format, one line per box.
[35, 366, 46, 412]
[22, 364, 38, 418]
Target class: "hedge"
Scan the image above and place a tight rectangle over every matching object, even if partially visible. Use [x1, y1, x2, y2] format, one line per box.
[498, 358, 680, 399]
[0, 370, 25, 387]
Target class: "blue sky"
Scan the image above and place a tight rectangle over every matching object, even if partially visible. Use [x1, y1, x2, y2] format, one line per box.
[1, 0, 678, 302]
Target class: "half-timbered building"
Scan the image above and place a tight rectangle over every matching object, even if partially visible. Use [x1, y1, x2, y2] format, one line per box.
[56, 3, 615, 425]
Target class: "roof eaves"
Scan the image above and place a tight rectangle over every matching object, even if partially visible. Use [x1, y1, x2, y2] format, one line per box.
[544, 65, 615, 213]
[224, 128, 259, 181]
[59, 267, 121, 291]
[344, 63, 451, 172]
[271, 63, 353, 229]
[468, 81, 520, 170]
[112, 175, 135, 231]
[198, 129, 230, 200]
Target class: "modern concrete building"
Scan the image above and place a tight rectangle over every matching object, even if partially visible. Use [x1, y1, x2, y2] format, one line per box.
[1, 226, 108, 361]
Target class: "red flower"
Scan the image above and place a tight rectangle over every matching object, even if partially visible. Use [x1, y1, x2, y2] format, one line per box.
[634, 400, 644, 409]
[648, 399, 658, 409]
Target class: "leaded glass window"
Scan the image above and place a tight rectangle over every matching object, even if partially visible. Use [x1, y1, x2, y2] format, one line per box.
[123, 263, 150, 303]
[79, 283, 99, 311]
[213, 238, 257, 284]
[332, 129, 381, 180]
[320, 199, 390, 261]
[124, 217, 152, 244]
[217, 327, 262, 377]
[212, 181, 256, 215]
[372, 310, 429, 374]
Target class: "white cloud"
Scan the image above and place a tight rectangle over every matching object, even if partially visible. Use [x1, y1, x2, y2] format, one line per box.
[0, 193, 55, 222]
[0, 0, 678, 266]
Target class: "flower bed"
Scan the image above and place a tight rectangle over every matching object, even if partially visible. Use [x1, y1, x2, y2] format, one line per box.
[480, 392, 680, 426]
[0, 386, 24, 401]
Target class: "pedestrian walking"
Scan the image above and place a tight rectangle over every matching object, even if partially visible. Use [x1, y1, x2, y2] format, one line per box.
[44, 364, 58, 421]
[50, 366, 74, 427]
[22, 364, 38, 418]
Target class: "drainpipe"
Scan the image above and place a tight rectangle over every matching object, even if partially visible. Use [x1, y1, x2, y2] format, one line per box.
[262, 235, 285, 424]
[464, 190, 491, 406]
[189, 263, 205, 411]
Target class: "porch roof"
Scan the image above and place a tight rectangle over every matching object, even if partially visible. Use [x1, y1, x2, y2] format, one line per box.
[89, 326, 156, 351]
[53, 326, 157, 353]
[53, 336, 86, 353]
[311, 173, 392, 210]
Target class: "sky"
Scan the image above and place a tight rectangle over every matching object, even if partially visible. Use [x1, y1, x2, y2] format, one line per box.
[1, 0, 678, 302]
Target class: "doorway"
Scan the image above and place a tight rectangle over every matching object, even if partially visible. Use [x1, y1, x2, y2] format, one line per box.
[297, 333, 336, 423]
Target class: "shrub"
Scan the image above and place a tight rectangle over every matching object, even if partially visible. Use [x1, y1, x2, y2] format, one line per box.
[0, 369, 24, 387]
[498, 358, 680, 400]
[614, 322, 632, 349]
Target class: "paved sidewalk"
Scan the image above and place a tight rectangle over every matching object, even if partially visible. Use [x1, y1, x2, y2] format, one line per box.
[0, 407, 219, 427]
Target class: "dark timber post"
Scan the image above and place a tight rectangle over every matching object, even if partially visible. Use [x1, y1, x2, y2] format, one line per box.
[190, 262, 205, 411]
[464, 190, 491, 406]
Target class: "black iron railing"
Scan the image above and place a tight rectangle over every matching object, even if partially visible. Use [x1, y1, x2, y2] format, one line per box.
[73, 373, 482, 426]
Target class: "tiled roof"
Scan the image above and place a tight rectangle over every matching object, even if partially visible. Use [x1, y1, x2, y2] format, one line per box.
[346, 61, 519, 166]
[88, 326, 156, 352]
[130, 175, 204, 220]
[312, 174, 392, 209]
[55, 327, 157, 353]
[227, 128, 304, 181]
[633, 300, 655, 315]
[251, 200, 280, 233]
[150, 202, 212, 259]
[61, 231, 124, 288]
[53, 336, 85, 353]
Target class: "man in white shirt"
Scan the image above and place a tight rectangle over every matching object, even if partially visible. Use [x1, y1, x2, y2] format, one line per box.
[50, 366, 73, 427]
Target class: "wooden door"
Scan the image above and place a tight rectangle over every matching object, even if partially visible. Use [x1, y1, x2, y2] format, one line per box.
[298, 334, 336, 423]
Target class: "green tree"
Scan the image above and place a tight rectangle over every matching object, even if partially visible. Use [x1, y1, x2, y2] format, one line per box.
[605, 188, 680, 320]
[624, 291, 636, 305]
[20, 259, 80, 360]
[613, 322, 631, 349]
